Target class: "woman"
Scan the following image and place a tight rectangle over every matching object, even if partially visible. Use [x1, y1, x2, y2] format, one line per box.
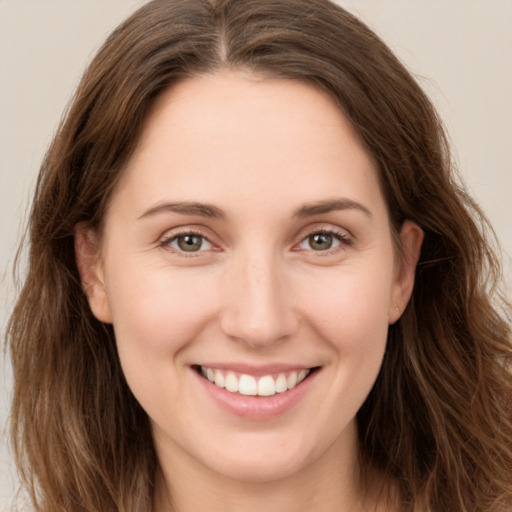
[7, 0, 511, 511]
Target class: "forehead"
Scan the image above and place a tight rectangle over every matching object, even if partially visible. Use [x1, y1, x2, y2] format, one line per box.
[110, 70, 385, 221]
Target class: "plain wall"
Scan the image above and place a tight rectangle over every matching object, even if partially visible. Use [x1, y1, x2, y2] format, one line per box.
[1, 1, 511, 509]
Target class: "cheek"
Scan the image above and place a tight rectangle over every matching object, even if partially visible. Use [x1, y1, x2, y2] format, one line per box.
[301, 267, 393, 418]
[104, 264, 223, 417]
[105, 263, 220, 356]
[297, 264, 393, 355]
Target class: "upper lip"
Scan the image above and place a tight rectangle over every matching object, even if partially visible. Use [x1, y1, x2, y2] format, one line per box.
[193, 363, 319, 377]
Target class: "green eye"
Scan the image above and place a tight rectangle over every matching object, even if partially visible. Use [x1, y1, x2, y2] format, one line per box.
[169, 234, 212, 252]
[299, 231, 346, 252]
[308, 233, 335, 251]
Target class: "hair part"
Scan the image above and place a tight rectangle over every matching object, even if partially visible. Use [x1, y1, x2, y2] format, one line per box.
[7, 1, 512, 511]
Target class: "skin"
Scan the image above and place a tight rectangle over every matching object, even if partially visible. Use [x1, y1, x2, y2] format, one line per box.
[76, 71, 423, 512]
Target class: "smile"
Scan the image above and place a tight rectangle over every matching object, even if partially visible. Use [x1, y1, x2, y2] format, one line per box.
[197, 365, 312, 396]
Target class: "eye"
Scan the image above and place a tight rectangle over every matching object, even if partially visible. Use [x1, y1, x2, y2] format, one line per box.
[298, 230, 350, 252]
[165, 232, 213, 253]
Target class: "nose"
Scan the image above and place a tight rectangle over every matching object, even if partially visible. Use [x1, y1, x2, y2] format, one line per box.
[219, 253, 298, 349]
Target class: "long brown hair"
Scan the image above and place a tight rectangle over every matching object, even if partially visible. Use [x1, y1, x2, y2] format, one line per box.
[7, 0, 511, 510]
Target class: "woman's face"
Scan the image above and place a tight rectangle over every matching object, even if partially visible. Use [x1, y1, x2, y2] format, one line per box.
[78, 71, 421, 484]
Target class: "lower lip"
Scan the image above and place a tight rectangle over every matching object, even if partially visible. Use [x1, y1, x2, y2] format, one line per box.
[193, 369, 319, 421]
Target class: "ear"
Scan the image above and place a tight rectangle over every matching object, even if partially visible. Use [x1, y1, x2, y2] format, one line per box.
[74, 222, 113, 323]
[388, 220, 424, 324]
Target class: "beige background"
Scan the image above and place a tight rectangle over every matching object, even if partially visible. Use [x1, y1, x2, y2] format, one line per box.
[1, 1, 511, 509]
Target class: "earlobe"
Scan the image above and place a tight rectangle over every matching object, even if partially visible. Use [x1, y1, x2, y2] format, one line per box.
[74, 222, 113, 323]
[389, 220, 424, 324]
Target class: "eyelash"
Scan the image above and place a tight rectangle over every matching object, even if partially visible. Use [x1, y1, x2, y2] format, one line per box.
[297, 228, 353, 256]
[159, 227, 352, 256]
[159, 229, 214, 256]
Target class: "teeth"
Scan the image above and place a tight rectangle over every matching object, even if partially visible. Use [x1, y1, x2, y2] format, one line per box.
[239, 374, 257, 396]
[214, 369, 225, 388]
[275, 373, 288, 393]
[200, 366, 311, 396]
[257, 375, 276, 396]
[287, 372, 297, 389]
[225, 371, 239, 393]
[297, 369, 307, 382]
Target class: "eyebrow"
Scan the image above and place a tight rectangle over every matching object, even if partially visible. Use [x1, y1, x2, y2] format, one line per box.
[293, 198, 373, 219]
[137, 197, 372, 221]
[137, 201, 226, 220]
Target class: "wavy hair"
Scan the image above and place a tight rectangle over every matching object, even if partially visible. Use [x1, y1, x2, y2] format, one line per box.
[7, 0, 511, 510]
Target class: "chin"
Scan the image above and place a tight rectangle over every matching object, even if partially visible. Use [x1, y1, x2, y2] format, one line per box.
[196, 429, 325, 485]
[206, 451, 307, 484]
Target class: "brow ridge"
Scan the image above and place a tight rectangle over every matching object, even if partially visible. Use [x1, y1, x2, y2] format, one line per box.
[138, 198, 371, 221]
[293, 198, 372, 218]
[137, 201, 226, 220]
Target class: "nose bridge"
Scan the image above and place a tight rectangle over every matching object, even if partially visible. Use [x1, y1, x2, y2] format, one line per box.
[220, 247, 296, 347]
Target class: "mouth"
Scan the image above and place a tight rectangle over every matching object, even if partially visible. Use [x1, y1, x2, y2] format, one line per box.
[192, 365, 320, 397]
